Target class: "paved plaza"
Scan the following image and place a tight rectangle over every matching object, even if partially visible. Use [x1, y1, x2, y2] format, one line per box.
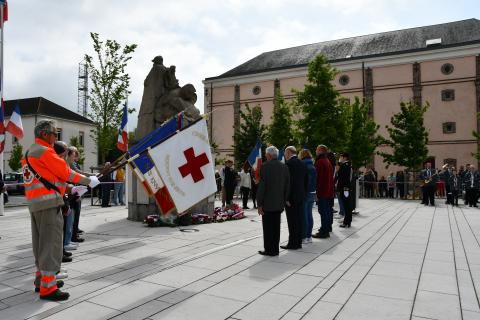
[0, 199, 479, 319]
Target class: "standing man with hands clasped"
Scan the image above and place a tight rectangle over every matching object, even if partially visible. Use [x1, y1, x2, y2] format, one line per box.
[281, 146, 307, 250]
[22, 120, 100, 301]
[257, 146, 290, 256]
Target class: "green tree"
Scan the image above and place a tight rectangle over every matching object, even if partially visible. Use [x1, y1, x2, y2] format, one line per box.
[473, 113, 480, 161]
[346, 97, 381, 171]
[85, 32, 137, 164]
[267, 91, 294, 149]
[8, 143, 23, 172]
[379, 101, 429, 170]
[69, 136, 85, 166]
[293, 54, 349, 152]
[233, 104, 267, 167]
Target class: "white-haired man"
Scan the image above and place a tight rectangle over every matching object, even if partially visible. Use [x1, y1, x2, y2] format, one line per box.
[256, 146, 290, 256]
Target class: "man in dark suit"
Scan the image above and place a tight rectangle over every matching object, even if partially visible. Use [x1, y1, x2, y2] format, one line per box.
[282, 146, 307, 250]
[420, 162, 437, 206]
[257, 146, 290, 256]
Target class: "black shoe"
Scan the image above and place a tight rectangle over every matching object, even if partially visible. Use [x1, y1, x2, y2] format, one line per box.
[312, 232, 330, 239]
[71, 237, 84, 243]
[339, 223, 351, 228]
[258, 250, 278, 256]
[101, 205, 111, 207]
[62, 255, 72, 263]
[243, 207, 250, 210]
[35, 280, 64, 292]
[78, 229, 85, 235]
[280, 245, 302, 250]
[40, 289, 70, 301]
[63, 250, 72, 257]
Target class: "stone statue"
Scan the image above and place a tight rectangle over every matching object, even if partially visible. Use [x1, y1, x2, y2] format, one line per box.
[129, 55, 209, 222]
[136, 56, 200, 139]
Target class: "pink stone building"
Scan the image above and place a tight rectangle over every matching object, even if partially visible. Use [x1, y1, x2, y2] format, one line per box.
[203, 19, 480, 176]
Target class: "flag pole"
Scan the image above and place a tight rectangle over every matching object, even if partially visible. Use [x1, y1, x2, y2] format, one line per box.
[0, 4, 5, 217]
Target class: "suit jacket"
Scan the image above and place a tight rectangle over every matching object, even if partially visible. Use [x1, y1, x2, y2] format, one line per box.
[420, 168, 438, 187]
[286, 156, 307, 205]
[336, 161, 353, 191]
[257, 159, 290, 212]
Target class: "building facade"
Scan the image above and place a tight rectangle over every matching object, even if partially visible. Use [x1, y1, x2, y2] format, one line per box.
[203, 19, 480, 176]
[3, 97, 97, 173]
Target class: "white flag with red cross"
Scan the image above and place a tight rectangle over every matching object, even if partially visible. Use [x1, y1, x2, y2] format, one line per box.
[148, 118, 216, 213]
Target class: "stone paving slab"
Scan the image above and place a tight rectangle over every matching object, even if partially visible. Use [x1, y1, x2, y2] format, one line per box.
[0, 199, 479, 319]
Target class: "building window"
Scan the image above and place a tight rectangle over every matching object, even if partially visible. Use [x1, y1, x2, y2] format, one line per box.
[441, 89, 455, 101]
[205, 88, 209, 97]
[79, 131, 84, 147]
[56, 128, 62, 141]
[12, 136, 18, 144]
[442, 122, 456, 134]
[441, 63, 454, 75]
[444, 158, 457, 168]
[339, 75, 350, 86]
[252, 86, 261, 95]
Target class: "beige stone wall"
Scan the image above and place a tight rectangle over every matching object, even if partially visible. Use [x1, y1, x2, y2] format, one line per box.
[206, 51, 479, 176]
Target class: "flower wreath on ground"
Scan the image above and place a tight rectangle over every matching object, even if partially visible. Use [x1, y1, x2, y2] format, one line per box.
[144, 204, 245, 227]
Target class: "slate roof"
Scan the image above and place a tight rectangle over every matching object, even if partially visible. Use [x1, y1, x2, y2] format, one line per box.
[207, 19, 480, 80]
[4, 97, 95, 124]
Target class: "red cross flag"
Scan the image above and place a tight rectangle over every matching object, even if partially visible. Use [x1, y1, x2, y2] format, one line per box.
[148, 119, 216, 213]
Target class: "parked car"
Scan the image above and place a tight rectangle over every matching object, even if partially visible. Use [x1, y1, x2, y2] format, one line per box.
[4, 172, 25, 195]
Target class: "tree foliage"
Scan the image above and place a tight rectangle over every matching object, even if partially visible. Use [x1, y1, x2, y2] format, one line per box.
[85, 32, 137, 164]
[8, 143, 23, 172]
[69, 136, 85, 166]
[267, 91, 294, 149]
[473, 113, 480, 161]
[293, 54, 349, 152]
[346, 97, 381, 170]
[379, 101, 429, 170]
[233, 104, 267, 167]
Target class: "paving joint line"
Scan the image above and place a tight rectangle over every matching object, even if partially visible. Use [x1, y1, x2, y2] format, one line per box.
[300, 202, 413, 319]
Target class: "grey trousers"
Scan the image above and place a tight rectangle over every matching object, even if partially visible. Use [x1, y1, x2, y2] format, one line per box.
[30, 206, 63, 274]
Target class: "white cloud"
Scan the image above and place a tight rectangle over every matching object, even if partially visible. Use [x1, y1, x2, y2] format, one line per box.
[2, 0, 471, 131]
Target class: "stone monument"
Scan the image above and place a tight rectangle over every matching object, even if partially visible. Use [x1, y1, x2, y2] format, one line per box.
[128, 56, 213, 221]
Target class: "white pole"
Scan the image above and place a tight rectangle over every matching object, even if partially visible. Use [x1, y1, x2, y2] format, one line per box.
[0, 4, 5, 217]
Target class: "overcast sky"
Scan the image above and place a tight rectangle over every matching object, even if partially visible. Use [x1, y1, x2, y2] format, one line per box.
[4, 0, 478, 129]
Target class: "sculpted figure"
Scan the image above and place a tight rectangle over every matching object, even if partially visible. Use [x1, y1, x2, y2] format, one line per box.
[136, 56, 201, 139]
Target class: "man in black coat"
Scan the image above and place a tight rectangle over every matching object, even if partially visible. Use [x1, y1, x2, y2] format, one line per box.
[420, 162, 438, 206]
[282, 146, 307, 250]
[257, 146, 290, 256]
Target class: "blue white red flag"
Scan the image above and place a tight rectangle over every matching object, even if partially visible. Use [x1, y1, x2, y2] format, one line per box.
[6, 102, 23, 139]
[116, 104, 128, 152]
[247, 139, 263, 181]
[0, 99, 5, 153]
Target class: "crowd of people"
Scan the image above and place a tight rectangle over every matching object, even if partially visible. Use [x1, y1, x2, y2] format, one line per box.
[359, 162, 480, 207]
[255, 144, 354, 256]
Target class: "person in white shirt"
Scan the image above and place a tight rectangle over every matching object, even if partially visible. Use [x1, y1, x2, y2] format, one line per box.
[239, 162, 252, 209]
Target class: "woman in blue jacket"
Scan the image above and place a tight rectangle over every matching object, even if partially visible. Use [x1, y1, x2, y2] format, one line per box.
[299, 149, 317, 244]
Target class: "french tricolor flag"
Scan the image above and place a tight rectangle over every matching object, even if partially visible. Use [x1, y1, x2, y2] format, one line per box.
[6, 102, 23, 139]
[117, 104, 128, 152]
[247, 139, 263, 182]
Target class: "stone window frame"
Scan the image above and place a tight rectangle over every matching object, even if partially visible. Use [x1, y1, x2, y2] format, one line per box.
[441, 63, 454, 75]
[441, 89, 455, 101]
[339, 74, 350, 86]
[444, 158, 457, 168]
[442, 122, 456, 134]
[252, 86, 261, 95]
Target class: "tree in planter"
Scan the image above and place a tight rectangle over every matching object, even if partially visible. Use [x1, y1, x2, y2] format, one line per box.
[69, 136, 85, 166]
[85, 32, 137, 164]
[379, 101, 430, 198]
[233, 104, 267, 167]
[267, 91, 294, 149]
[8, 143, 23, 172]
[346, 97, 382, 171]
[293, 54, 349, 152]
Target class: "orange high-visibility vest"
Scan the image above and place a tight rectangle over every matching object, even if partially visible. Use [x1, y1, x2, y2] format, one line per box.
[22, 138, 90, 212]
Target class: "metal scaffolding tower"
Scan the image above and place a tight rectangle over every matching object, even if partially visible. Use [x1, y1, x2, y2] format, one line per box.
[77, 61, 88, 116]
